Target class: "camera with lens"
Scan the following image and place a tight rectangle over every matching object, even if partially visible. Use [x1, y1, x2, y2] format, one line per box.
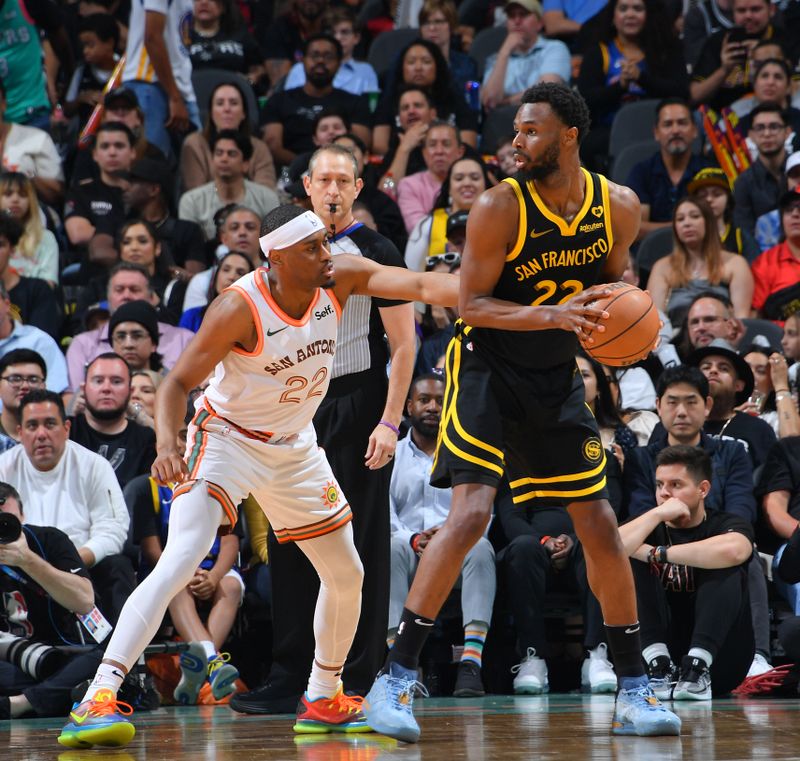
[0, 512, 22, 544]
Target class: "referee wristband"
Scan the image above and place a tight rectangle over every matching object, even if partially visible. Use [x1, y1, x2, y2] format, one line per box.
[379, 420, 400, 436]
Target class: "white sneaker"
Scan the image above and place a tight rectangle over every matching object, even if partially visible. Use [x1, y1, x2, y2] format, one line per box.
[746, 653, 773, 678]
[511, 647, 548, 694]
[581, 643, 617, 694]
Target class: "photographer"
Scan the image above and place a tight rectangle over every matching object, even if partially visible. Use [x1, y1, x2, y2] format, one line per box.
[0, 483, 99, 719]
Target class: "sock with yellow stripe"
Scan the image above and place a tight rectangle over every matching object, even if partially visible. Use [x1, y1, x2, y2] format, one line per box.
[461, 621, 489, 667]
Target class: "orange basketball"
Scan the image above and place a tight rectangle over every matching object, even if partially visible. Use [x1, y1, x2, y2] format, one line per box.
[580, 283, 659, 367]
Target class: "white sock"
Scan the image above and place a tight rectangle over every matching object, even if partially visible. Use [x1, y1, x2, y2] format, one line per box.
[82, 662, 126, 702]
[200, 640, 216, 661]
[642, 643, 671, 665]
[307, 660, 343, 701]
[687, 647, 713, 668]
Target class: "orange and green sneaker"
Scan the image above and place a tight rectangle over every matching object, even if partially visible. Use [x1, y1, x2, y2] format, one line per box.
[293, 686, 372, 734]
[57, 689, 135, 748]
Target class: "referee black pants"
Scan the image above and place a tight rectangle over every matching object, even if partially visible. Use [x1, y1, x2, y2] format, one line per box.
[266, 370, 391, 696]
[632, 559, 754, 696]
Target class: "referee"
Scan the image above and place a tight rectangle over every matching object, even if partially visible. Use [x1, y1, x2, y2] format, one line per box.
[231, 144, 416, 711]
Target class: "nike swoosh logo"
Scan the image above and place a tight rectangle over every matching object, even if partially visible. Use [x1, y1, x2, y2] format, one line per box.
[414, 619, 434, 626]
[70, 568, 82, 573]
[530, 228, 553, 239]
[69, 711, 90, 725]
[624, 625, 640, 635]
[266, 326, 288, 336]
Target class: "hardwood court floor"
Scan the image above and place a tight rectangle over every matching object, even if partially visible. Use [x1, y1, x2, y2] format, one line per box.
[7, 694, 800, 761]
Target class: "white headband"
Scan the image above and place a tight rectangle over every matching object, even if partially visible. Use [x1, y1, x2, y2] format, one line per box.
[259, 210, 326, 257]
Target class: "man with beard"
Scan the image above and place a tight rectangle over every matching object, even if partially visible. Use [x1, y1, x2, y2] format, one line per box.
[626, 98, 710, 241]
[687, 339, 776, 470]
[733, 104, 793, 235]
[388, 373, 496, 697]
[363, 82, 681, 742]
[69, 353, 157, 489]
[260, 34, 372, 168]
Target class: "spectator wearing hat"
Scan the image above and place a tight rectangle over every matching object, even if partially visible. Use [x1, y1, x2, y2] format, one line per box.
[687, 338, 777, 469]
[65, 264, 194, 391]
[751, 183, 800, 323]
[754, 150, 800, 251]
[107, 300, 165, 373]
[178, 130, 279, 240]
[732, 103, 793, 236]
[69, 88, 168, 187]
[688, 167, 760, 263]
[445, 209, 468, 254]
[481, 0, 571, 111]
[122, 158, 207, 275]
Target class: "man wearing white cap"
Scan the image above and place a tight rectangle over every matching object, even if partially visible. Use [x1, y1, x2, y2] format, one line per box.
[481, 0, 571, 110]
[57, 204, 458, 749]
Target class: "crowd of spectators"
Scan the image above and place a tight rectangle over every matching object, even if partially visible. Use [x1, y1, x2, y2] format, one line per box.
[3, 0, 800, 720]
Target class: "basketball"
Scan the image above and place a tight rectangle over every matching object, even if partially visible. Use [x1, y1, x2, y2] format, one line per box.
[579, 283, 659, 367]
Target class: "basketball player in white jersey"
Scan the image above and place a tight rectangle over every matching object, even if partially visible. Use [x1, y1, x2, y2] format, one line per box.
[57, 204, 458, 749]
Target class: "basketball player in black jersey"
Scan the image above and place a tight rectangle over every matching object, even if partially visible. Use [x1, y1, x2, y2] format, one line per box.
[364, 83, 681, 741]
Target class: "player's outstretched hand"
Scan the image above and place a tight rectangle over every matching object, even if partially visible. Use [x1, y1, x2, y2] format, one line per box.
[365, 422, 398, 470]
[551, 287, 610, 343]
[151, 450, 189, 485]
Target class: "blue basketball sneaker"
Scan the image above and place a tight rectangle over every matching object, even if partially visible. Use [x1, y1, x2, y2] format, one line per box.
[207, 653, 239, 700]
[58, 689, 135, 748]
[612, 676, 681, 736]
[363, 663, 426, 743]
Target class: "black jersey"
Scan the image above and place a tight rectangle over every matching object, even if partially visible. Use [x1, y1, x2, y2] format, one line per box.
[470, 168, 614, 369]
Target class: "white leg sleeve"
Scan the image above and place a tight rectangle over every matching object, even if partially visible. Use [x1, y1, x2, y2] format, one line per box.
[103, 481, 222, 670]
[296, 521, 364, 670]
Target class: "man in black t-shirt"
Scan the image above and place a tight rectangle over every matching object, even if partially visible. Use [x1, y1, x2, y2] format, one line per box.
[687, 339, 777, 470]
[620, 445, 754, 700]
[260, 34, 371, 168]
[122, 158, 208, 274]
[0, 482, 100, 719]
[64, 122, 135, 279]
[68, 353, 156, 489]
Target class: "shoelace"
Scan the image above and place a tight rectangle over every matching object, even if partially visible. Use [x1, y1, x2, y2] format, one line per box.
[511, 647, 538, 674]
[732, 663, 796, 696]
[386, 675, 428, 712]
[327, 693, 365, 715]
[207, 652, 233, 677]
[621, 684, 663, 709]
[81, 692, 134, 718]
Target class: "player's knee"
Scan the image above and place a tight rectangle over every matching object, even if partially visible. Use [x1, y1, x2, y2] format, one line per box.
[451, 506, 491, 548]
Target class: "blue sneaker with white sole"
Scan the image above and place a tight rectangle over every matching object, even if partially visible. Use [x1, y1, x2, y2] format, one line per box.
[363, 663, 425, 743]
[208, 653, 238, 700]
[174, 642, 207, 705]
[612, 676, 681, 736]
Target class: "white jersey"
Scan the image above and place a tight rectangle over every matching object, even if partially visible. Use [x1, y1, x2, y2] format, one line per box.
[202, 268, 341, 437]
[123, 0, 196, 105]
